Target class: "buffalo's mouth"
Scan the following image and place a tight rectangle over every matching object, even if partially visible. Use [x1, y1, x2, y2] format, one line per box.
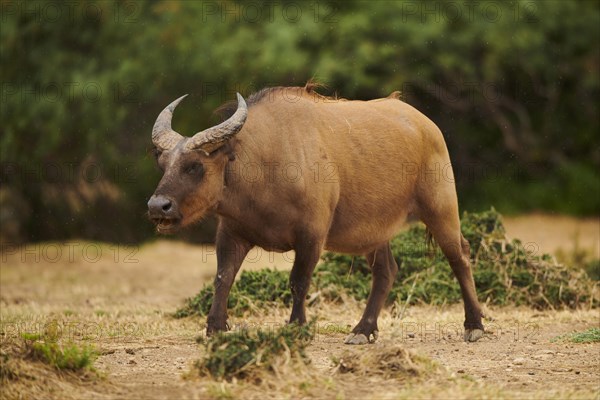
[151, 217, 182, 234]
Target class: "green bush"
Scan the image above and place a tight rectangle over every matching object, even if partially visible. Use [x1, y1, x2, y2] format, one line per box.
[316, 209, 598, 309]
[175, 269, 292, 318]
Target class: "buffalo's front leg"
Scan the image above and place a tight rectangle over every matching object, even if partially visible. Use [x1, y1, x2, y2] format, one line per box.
[345, 243, 398, 345]
[289, 238, 322, 324]
[206, 229, 251, 335]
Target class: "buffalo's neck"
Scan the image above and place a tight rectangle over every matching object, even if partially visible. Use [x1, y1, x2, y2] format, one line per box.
[215, 162, 295, 252]
[216, 140, 262, 221]
[216, 164, 267, 227]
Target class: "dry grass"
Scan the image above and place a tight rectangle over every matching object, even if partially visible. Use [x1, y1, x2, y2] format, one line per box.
[332, 344, 440, 380]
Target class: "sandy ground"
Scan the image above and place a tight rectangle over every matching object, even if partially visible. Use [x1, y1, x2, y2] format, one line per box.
[0, 215, 598, 399]
[503, 214, 600, 259]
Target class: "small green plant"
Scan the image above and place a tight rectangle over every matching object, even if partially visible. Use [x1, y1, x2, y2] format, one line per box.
[21, 333, 96, 372]
[175, 269, 292, 318]
[554, 328, 600, 343]
[30, 342, 96, 371]
[20, 333, 42, 341]
[195, 321, 315, 380]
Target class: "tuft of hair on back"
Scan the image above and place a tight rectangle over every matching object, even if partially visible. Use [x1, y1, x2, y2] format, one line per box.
[304, 79, 344, 101]
[387, 90, 402, 100]
[304, 78, 328, 94]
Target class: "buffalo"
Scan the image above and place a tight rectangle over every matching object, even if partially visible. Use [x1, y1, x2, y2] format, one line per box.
[148, 83, 484, 344]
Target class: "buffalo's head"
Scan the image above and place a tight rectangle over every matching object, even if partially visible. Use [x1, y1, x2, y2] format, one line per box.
[148, 94, 247, 234]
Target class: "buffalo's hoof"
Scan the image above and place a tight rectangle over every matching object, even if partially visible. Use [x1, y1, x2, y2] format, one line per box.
[206, 320, 230, 336]
[464, 328, 484, 342]
[344, 330, 378, 345]
[344, 333, 369, 345]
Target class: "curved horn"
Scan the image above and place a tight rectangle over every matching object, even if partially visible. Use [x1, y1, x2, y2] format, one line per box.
[186, 93, 247, 153]
[152, 95, 187, 150]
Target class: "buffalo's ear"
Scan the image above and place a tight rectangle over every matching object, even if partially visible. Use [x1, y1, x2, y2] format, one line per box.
[223, 142, 236, 161]
[206, 140, 236, 161]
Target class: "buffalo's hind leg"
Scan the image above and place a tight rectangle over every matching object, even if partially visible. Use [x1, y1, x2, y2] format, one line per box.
[422, 208, 485, 342]
[345, 243, 398, 345]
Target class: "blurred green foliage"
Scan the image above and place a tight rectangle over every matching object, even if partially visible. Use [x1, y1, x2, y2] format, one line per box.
[1, 0, 598, 243]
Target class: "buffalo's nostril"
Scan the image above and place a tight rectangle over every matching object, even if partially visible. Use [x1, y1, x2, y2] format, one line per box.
[148, 195, 173, 215]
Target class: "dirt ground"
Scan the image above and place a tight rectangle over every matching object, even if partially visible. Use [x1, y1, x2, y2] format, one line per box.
[0, 215, 598, 399]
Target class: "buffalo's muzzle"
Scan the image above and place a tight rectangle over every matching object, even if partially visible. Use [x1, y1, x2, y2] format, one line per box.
[147, 195, 182, 233]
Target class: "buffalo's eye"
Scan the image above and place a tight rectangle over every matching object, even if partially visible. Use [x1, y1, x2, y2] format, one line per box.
[184, 162, 203, 176]
[152, 149, 165, 172]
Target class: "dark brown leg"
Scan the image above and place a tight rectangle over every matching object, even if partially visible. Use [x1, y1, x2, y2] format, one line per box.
[345, 243, 398, 345]
[206, 227, 252, 335]
[289, 239, 322, 324]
